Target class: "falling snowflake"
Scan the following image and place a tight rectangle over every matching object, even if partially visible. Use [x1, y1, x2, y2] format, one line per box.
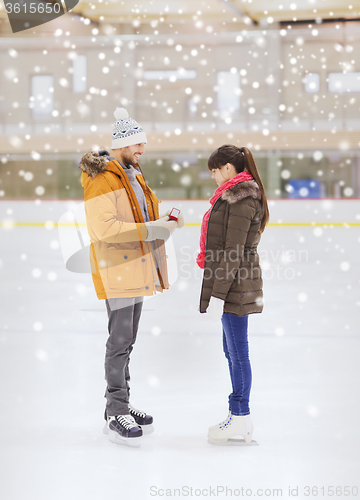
[147, 375, 160, 387]
[151, 326, 161, 336]
[31, 268, 42, 278]
[340, 262, 350, 271]
[275, 327, 285, 337]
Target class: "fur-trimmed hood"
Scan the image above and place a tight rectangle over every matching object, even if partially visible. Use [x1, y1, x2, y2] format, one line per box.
[221, 179, 261, 204]
[79, 149, 110, 178]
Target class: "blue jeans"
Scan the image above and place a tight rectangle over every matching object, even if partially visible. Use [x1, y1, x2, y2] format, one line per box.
[221, 313, 251, 416]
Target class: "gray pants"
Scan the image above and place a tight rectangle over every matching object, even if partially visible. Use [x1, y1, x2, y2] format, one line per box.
[104, 297, 144, 416]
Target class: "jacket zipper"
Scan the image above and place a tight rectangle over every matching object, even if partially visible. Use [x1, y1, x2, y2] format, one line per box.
[111, 162, 162, 290]
[203, 198, 222, 266]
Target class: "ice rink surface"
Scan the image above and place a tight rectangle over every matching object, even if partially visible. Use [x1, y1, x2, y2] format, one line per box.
[1, 200, 360, 500]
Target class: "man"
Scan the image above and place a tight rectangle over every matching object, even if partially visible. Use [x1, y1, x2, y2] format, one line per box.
[79, 107, 183, 445]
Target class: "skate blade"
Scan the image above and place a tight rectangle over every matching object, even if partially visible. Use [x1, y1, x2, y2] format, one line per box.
[208, 437, 258, 446]
[108, 429, 142, 448]
[104, 423, 153, 436]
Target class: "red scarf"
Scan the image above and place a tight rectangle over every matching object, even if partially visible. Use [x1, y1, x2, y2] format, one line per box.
[196, 171, 253, 269]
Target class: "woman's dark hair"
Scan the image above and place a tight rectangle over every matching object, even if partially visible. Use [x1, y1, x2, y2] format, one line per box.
[208, 144, 269, 233]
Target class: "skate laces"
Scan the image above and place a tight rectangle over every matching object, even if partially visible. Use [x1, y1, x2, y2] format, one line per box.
[129, 405, 146, 419]
[219, 413, 232, 428]
[115, 414, 138, 430]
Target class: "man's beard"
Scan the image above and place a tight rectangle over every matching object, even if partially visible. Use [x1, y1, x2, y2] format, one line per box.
[122, 153, 135, 167]
[123, 152, 137, 167]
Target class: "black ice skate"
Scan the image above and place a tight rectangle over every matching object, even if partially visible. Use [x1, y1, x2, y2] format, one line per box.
[106, 414, 143, 446]
[104, 405, 153, 426]
[129, 404, 153, 425]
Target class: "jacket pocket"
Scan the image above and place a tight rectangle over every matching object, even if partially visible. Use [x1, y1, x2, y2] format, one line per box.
[106, 247, 146, 290]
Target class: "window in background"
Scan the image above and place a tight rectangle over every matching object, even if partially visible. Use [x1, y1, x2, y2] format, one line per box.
[73, 55, 87, 92]
[188, 94, 200, 116]
[304, 73, 320, 93]
[31, 75, 54, 118]
[217, 71, 240, 112]
[328, 72, 360, 93]
[144, 69, 197, 80]
[287, 179, 323, 199]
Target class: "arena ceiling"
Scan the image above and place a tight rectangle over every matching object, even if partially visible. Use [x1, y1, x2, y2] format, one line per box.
[69, 0, 359, 25]
[0, 0, 358, 27]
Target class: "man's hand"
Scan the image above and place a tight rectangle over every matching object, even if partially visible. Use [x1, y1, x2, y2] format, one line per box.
[145, 218, 177, 241]
[159, 209, 185, 229]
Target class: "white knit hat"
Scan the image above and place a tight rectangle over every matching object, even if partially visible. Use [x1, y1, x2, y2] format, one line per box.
[111, 108, 147, 149]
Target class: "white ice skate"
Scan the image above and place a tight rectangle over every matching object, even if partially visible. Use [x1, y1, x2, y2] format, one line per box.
[208, 414, 254, 444]
[208, 411, 232, 432]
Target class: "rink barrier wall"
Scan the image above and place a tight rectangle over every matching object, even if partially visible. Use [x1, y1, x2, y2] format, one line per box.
[1, 222, 360, 227]
[1, 199, 360, 225]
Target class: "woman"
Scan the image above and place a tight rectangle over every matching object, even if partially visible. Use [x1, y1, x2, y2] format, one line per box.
[197, 145, 269, 444]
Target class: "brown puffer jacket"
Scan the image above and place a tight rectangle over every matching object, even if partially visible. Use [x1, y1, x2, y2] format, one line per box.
[199, 179, 264, 317]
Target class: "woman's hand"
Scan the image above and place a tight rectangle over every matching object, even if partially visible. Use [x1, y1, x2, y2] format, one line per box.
[206, 296, 225, 321]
